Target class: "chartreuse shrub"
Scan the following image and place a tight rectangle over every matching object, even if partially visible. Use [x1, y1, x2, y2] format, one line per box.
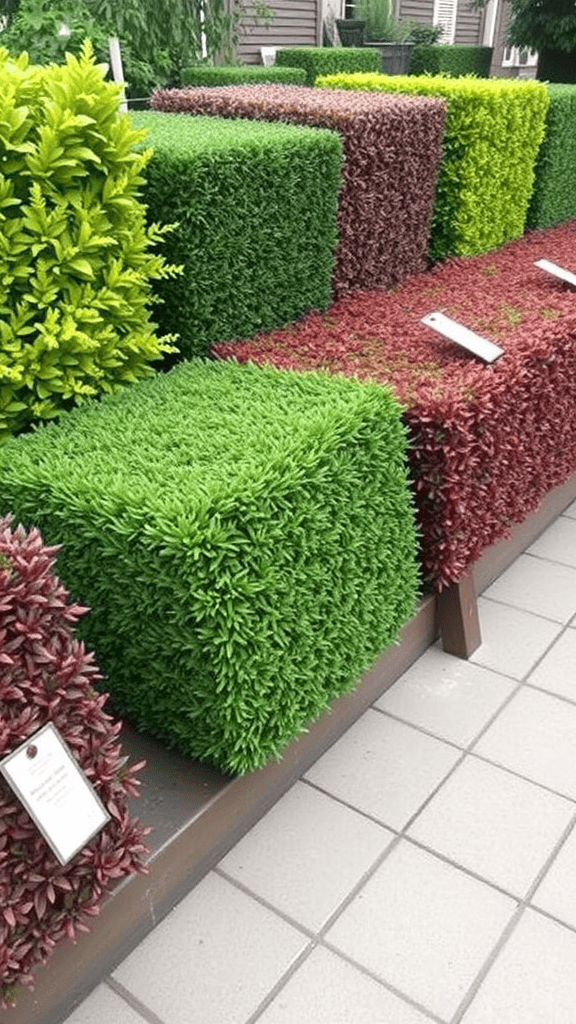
[317, 72, 549, 262]
[181, 64, 306, 86]
[149, 87, 446, 297]
[0, 360, 419, 775]
[0, 515, 148, 1008]
[130, 111, 341, 359]
[410, 45, 493, 77]
[527, 85, 576, 229]
[275, 46, 379, 86]
[0, 42, 180, 444]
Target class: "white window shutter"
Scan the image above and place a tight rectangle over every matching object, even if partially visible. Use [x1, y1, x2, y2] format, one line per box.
[433, 0, 457, 44]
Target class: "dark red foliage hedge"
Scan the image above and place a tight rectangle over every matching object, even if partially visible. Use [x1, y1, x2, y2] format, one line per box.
[150, 85, 446, 297]
[213, 220, 576, 587]
[0, 516, 149, 1008]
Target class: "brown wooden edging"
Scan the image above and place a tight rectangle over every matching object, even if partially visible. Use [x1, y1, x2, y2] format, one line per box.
[4, 471, 576, 1024]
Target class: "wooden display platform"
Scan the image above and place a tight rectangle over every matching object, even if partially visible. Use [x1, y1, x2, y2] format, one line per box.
[4, 473, 576, 1024]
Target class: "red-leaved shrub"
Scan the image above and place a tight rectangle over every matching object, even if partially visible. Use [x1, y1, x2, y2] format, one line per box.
[0, 516, 149, 1008]
[150, 85, 446, 297]
[213, 220, 576, 587]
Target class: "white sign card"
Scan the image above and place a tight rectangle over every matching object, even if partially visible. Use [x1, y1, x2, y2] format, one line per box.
[421, 311, 505, 364]
[534, 258, 576, 289]
[0, 723, 110, 866]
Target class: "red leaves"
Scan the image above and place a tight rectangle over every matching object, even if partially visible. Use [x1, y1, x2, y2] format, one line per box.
[0, 517, 149, 1006]
[213, 219, 576, 586]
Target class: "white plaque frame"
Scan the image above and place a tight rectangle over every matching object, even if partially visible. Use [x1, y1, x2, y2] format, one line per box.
[0, 723, 111, 865]
[534, 258, 576, 289]
[421, 311, 505, 364]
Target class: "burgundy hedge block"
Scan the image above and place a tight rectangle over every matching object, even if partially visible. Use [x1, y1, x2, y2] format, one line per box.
[0, 517, 149, 1007]
[213, 220, 576, 588]
[150, 85, 446, 297]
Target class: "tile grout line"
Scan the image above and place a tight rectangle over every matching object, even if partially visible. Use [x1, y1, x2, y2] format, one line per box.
[104, 976, 168, 1024]
[448, 811, 576, 1024]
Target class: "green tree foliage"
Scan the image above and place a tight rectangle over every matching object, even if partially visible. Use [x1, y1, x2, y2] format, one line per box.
[1, 0, 275, 95]
[471, 0, 576, 54]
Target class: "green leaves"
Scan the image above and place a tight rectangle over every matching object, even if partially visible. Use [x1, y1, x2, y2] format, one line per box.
[0, 359, 419, 774]
[131, 111, 341, 360]
[0, 42, 181, 442]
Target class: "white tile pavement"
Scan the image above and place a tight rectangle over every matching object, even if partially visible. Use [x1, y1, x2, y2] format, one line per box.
[63, 509, 576, 1024]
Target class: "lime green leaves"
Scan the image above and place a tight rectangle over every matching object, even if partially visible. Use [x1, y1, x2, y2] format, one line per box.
[0, 41, 180, 442]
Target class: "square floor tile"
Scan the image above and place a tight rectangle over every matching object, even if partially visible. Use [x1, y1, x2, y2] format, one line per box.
[531, 822, 576, 930]
[219, 782, 394, 931]
[526, 628, 576, 703]
[376, 646, 516, 746]
[62, 986, 148, 1024]
[325, 841, 515, 1020]
[482, 554, 576, 623]
[461, 909, 576, 1024]
[257, 947, 433, 1024]
[471, 598, 561, 680]
[113, 873, 307, 1024]
[305, 709, 461, 831]
[527, 516, 576, 569]
[473, 687, 576, 799]
[408, 756, 574, 897]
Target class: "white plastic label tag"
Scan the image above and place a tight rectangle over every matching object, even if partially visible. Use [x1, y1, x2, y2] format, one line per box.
[421, 311, 504, 364]
[0, 722, 110, 865]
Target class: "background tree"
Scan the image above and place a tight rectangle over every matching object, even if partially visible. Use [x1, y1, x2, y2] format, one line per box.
[471, 0, 576, 81]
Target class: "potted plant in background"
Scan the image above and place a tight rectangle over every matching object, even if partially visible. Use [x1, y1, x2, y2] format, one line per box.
[353, 0, 417, 73]
[335, 14, 367, 47]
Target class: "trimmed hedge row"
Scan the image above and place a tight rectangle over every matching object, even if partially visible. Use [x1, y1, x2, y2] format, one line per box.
[316, 72, 549, 263]
[0, 43, 179, 444]
[527, 85, 576, 230]
[181, 64, 306, 86]
[410, 44, 493, 77]
[0, 360, 419, 775]
[131, 111, 341, 359]
[149, 86, 446, 297]
[275, 46, 379, 86]
[212, 219, 576, 588]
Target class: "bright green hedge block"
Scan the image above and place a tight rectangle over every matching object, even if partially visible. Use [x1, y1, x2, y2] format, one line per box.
[131, 111, 341, 359]
[275, 46, 379, 86]
[0, 359, 419, 775]
[181, 64, 306, 86]
[527, 85, 576, 229]
[317, 72, 549, 261]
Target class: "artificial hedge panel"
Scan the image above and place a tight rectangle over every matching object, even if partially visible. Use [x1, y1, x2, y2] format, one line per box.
[527, 85, 576, 230]
[131, 111, 341, 359]
[181, 64, 306, 86]
[0, 43, 179, 444]
[410, 44, 493, 77]
[212, 219, 576, 588]
[274, 46, 379, 86]
[150, 86, 446, 297]
[316, 72, 549, 262]
[0, 360, 419, 775]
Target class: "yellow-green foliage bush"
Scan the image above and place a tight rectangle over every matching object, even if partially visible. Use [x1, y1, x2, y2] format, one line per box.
[0, 42, 180, 443]
[317, 72, 549, 262]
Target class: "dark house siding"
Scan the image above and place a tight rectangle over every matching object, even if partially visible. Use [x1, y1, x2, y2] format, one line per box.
[454, 3, 483, 44]
[236, 0, 319, 64]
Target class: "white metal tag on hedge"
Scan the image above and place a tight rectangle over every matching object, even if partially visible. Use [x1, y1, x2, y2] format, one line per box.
[0, 722, 110, 865]
[534, 259, 576, 289]
[421, 311, 504, 364]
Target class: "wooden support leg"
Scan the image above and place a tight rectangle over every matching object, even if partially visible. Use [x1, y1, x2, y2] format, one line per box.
[437, 570, 482, 659]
